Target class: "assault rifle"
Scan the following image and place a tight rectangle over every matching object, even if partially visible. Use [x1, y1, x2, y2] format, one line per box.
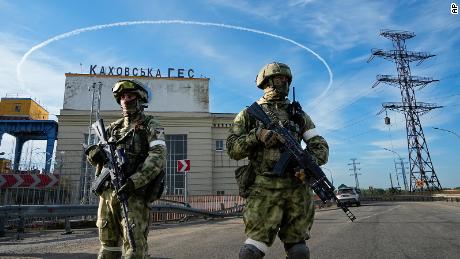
[92, 119, 137, 251]
[247, 102, 356, 222]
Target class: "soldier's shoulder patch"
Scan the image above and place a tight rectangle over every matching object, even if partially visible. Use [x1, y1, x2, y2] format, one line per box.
[144, 115, 160, 126]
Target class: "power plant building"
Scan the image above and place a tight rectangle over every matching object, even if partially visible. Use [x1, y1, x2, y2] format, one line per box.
[57, 73, 244, 203]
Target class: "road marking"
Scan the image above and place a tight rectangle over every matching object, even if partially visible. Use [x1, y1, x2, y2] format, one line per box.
[355, 205, 401, 221]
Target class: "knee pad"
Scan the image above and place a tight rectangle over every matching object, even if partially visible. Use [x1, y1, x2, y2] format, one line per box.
[239, 244, 265, 259]
[284, 241, 310, 259]
[98, 244, 122, 259]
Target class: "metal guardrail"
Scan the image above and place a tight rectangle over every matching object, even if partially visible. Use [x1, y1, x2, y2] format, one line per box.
[2, 195, 457, 237]
[0, 204, 98, 218]
[0, 202, 244, 237]
[361, 195, 460, 202]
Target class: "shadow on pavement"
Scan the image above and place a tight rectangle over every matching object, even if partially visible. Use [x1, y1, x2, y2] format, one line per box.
[354, 220, 459, 224]
[0, 253, 172, 259]
[0, 230, 98, 246]
[359, 203, 395, 207]
[0, 253, 96, 259]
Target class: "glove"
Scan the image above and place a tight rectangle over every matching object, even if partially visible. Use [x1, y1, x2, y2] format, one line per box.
[85, 144, 107, 166]
[295, 168, 306, 182]
[117, 178, 135, 199]
[256, 128, 285, 148]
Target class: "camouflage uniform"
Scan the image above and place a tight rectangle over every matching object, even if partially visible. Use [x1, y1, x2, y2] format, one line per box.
[227, 62, 328, 258]
[87, 80, 166, 259]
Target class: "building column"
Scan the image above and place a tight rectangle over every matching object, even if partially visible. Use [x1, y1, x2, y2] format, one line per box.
[13, 137, 26, 172]
[45, 128, 57, 173]
[0, 131, 4, 146]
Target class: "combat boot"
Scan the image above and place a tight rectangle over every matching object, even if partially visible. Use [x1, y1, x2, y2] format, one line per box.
[239, 244, 265, 259]
[284, 241, 310, 259]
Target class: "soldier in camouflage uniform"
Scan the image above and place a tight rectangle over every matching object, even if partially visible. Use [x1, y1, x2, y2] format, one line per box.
[227, 62, 329, 259]
[86, 80, 167, 259]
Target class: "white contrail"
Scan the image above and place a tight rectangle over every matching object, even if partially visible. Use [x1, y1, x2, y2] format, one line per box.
[17, 20, 333, 101]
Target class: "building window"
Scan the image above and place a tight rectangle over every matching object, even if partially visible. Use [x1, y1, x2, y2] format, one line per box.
[165, 134, 187, 195]
[217, 190, 225, 195]
[14, 103, 21, 112]
[215, 139, 224, 151]
[213, 138, 248, 168]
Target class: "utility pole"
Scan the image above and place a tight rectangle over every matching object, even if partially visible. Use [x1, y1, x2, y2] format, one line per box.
[369, 30, 442, 192]
[395, 158, 409, 191]
[348, 158, 361, 189]
[389, 172, 394, 189]
[393, 160, 401, 187]
[384, 148, 409, 191]
[81, 82, 102, 204]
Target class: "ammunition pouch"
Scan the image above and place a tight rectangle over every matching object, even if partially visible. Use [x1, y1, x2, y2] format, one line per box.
[136, 170, 165, 202]
[91, 168, 111, 196]
[235, 162, 256, 198]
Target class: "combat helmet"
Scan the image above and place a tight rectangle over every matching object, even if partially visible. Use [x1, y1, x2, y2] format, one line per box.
[255, 62, 292, 89]
[112, 80, 152, 104]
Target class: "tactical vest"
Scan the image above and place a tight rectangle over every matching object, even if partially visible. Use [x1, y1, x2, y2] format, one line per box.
[248, 101, 305, 176]
[106, 116, 165, 201]
[109, 117, 151, 178]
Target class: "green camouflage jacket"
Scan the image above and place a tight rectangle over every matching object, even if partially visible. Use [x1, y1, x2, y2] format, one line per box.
[105, 114, 167, 190]
[227, 97, 329, 183]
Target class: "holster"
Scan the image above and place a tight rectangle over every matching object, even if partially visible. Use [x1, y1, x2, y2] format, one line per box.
[135, 170, 165, 202]
[235, 162, 256, 198]
[91, 168, 111, 196]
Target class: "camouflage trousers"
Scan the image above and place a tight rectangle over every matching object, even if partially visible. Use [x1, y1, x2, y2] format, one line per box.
[243, 175, 315, 246]
[97, 189, 151, 259]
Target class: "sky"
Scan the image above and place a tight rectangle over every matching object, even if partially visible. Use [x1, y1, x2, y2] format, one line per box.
[0, 0, 459, 189]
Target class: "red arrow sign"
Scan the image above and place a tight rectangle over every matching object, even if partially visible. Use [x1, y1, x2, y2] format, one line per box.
[177, 159, 190, 173]
[0, 174, 60, 189]
[36, 174, 59, 188]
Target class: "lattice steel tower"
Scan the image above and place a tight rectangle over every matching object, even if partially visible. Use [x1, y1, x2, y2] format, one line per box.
[368, 30, 442, 191]
[81, 81, 102, 204]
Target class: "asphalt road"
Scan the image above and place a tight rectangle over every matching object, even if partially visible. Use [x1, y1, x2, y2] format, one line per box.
[0, 201, 459, 259]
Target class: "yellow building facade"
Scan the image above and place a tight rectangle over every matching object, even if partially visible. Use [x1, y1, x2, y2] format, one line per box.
[0, 158, 12, 174]
[0, 98, 49, 120]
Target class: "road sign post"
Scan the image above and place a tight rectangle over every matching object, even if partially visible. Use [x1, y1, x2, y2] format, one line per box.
[185, 173, 188, 203]
[177, 159, 190, 202]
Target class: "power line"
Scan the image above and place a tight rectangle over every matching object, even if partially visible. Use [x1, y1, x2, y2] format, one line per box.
[422, 92, 460, 102]
[322, 86, 384, 116]
[325, 110, 379, 134]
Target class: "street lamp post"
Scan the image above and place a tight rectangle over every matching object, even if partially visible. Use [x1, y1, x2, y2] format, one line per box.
[383, 148, 408, 191]
[27, 147, 41, 171]
[322, 167, 334, 186]
[432, 127, 460, 140]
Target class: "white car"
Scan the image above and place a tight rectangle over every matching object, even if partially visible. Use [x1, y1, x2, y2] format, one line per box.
[336, 187, 361, 206]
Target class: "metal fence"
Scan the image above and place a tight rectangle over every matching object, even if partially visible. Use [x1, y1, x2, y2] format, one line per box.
[152, 195, 245, 222]
[0, 187, 72, 205]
